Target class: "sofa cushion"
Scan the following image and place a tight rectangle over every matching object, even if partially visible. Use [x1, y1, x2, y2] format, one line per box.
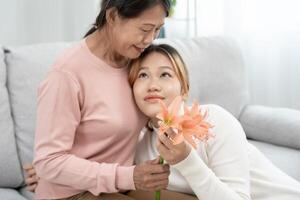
[0, 188, 27, 200]
[5, 42, 71, 167]
[240, 105, 300, 150]
[157, 37, 249, 118]
[249, 139, 300, 181]
[19, 186, 34, 200]
[0, 47, 23, 187]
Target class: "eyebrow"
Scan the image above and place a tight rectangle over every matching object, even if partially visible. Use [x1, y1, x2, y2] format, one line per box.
[142, 23, 165, 28]
[139, 66, 173, 70]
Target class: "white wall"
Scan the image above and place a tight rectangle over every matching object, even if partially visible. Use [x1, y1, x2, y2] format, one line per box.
[173, 0, 300, 110]
[0, 0, 99, 46]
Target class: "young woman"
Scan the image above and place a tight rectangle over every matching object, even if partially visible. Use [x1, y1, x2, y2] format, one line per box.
[27, 41, 300, 200]
[30, 1, 180, 200]
[128, 44, 300, 200]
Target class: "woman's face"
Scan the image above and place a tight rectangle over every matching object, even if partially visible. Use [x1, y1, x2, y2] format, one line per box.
[112, 4, 166, 59]
[133, 52, 182, 118]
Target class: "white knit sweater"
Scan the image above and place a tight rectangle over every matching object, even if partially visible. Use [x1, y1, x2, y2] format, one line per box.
[135, 104, 300, 200]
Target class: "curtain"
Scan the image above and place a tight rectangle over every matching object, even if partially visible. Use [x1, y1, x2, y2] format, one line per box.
[189, 0, 300, 110]
[0, 0, 99, 46]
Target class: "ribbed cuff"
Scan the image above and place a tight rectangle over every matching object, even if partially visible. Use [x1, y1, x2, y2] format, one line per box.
[116, 165, 136, 190]
[172, 149, 202, 175]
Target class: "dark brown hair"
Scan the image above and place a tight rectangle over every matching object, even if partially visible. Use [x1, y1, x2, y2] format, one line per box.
[84, 0, 171, 37]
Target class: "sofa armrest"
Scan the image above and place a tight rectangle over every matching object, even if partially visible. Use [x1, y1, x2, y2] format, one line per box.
[239, 105, 300, 150]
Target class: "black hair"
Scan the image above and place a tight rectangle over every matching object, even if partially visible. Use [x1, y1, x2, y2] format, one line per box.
[84, 0, 171, 37]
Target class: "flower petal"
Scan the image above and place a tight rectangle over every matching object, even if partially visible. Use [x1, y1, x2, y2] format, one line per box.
[169, 96, 182, 117]
[190, 101, 200, 116]
[156, 99, 169, 120]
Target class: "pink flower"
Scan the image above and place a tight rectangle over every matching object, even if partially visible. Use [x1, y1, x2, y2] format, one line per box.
[156, 97, 214, 149]
[156, 96, 182, 136]
[178, 101, 214, 148]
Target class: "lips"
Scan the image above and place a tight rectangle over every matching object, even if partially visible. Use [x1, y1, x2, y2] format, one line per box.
[144, 95, 165, 103]
[134, 45, 146, 53]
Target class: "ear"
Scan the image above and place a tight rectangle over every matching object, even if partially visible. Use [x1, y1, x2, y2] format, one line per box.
[105, 7, 119, 25]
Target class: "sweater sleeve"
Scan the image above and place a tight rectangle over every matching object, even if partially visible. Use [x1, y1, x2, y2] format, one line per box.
[172, 105, 251, 200]
[33, 69, 135, 195]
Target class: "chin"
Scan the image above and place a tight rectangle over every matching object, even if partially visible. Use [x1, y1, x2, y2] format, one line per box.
[138, 102, 160, 118]
[127, 51, 141, 59]
[149, 112, 158, 119]
[145, 108, 160, 119]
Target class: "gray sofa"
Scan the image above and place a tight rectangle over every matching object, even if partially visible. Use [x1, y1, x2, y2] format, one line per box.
[1, 37, 299, 200]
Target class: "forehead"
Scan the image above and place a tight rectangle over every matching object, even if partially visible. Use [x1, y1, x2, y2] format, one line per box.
[140, 52, 174, 70]
[128, 4, 166, 26]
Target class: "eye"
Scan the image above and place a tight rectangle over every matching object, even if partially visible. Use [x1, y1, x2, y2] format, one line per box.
[155, 27, 161, 33]
[138, 72, 148, 79]
[141, 28, 152, 33]
[161, 72, 172, 78]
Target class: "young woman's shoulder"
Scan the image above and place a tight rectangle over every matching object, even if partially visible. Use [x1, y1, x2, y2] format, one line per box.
[200, 104, 246, 142]
[200, 104, 236, 122]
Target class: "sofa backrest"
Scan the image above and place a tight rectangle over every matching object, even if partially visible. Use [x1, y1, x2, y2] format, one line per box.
[157, 37, 249, 118]
[0, 46, 23, 188]
[5, 43, 71, 168]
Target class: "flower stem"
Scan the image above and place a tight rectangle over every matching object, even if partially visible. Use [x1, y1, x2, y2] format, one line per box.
[155, 190, 161, 200]
[159, 156, 164, 164]
[155, 156, 164, 200]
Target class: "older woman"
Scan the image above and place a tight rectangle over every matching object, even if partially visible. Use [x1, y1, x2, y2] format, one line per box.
[31, 1, 177, 199]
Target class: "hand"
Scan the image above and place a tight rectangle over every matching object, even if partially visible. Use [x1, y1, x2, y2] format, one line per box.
[23, 164, 39, 192]
[133, 158, 170, 191]
[156, 128, 191, 165]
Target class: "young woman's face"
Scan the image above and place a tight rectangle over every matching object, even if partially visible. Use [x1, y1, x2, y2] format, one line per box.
[112, 4, 166, 59]
[133, 52, 182, 118]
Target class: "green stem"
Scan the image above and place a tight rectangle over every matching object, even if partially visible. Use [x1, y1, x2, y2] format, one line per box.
[155, 190, 161, 200]
[155, 156, 164, 200]
[159, 156, 164, 165]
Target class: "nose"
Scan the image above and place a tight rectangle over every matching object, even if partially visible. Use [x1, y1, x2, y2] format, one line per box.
[148, 78, 161, 92]
[143, 30, 157, 45]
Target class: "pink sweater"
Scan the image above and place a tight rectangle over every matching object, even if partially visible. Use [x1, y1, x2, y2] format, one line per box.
[33, 40, 147, 199]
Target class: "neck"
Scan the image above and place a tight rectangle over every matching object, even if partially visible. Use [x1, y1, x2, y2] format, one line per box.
[85, 27, 129, 68]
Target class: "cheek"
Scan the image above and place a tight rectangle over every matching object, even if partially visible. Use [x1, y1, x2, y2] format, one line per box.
[113, 28, 131, 48]
[133, 83, 144, 105]
[165, 81, 182, 97]
[120, 28, 142, 44]
[133, 82, 159, 117]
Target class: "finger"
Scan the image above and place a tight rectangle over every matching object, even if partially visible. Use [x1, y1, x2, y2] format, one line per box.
[156, 140, 170, 157]
[27, 168, 36, 177]
[27, 183, 37, 192]
[146, 157, 160, 165]
[156, 135, 169, 151]
[158, 132, 174, 149]
[146, 163, 170, 174]
[165, 128, 185, 146]
[23, 164, 33, 171]
[25, 176, 38, 185]
[25, 178, 33, 185]
[165, 128, 178, 139]
[32, 174, 39, 182]
[142, 171, 169, 185]
[148, 171, 170, 182]
[147, 179, 169, 190]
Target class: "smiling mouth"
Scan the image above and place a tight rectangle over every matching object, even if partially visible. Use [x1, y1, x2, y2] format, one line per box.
[144, 96, 165, 103]
[134, 45, 145, 53]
